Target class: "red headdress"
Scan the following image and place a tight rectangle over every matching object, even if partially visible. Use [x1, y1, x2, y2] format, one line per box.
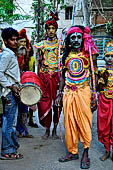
[45, 11, 59, 30]
[18, 28, 30, 49]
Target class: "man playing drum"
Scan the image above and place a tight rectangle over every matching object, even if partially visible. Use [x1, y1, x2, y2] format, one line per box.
[34, 11, 63, 139]
[16, 28, 33, 138]
[0, 27, 23, 159]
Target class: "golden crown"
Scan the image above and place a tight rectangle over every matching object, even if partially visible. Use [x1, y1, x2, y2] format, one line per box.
[104, 40, 113, 56]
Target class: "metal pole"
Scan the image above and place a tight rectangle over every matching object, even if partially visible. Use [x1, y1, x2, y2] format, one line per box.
[81, 0, 90, 26]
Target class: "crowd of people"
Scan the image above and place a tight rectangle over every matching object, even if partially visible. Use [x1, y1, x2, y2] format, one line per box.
[0, 11, 113, 169]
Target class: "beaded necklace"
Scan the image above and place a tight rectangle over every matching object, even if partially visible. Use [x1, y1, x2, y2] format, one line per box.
[46, 37, 58, 46]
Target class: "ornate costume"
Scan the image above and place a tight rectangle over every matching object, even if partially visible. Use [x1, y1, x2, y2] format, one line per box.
[58, 25, 98, 168]
[34, 11, 64, 138]
[34, 38, 63, 127]
[97, 41, 113, 153]
[63, 51, 92, 154]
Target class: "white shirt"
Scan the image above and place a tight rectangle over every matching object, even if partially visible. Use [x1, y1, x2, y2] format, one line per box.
[0, 48, 20, 96]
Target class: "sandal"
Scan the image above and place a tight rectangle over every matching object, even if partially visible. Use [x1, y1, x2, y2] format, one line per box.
[22, 134, 34, 138]
[80, 158, 90, 169]
[59, 153, 79, 162]
[0, 153, 23, 160]
[18, 134, 34, 138]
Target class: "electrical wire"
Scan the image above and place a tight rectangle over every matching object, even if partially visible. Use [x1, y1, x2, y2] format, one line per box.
[14, 0, 31, 15]
[99, 0, 104, 13]
[93, 0, 107, 21]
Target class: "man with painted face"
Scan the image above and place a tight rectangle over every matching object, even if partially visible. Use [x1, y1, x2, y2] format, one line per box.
[34, 11, 63, 139]
[97, 40, 113, 162]
[57, 25, 98, 169]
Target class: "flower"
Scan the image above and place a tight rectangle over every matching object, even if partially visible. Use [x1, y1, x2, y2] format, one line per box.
[71, 85, 77, 91]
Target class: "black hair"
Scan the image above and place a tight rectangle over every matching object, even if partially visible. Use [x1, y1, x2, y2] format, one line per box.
[1, 27, 19, 41]
[62, 25, 85, 66]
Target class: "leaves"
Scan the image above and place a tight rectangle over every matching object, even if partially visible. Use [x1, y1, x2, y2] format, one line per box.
[105, 16, 113, 35]
[31, 0, 67, 42]
[0, 0, 30, 24]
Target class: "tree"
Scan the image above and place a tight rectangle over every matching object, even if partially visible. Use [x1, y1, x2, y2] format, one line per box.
[105, 16, 113, 36]
[31, 0, 68, 43]
[0, 0, 31, 48]
[0, 0, 30, 24]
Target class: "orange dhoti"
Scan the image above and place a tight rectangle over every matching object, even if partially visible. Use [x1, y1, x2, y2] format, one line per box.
[63, 85, 92, 154]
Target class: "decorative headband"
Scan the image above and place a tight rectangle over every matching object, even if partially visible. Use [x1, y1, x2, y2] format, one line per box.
[66, 27, 83, 36]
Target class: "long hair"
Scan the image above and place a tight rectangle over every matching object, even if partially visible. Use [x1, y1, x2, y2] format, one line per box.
[62, 25, 85, 66]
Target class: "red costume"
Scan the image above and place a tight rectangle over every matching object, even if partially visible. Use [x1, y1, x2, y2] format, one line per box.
[34, 12, 63, 137]
[97, 40, 113, 154]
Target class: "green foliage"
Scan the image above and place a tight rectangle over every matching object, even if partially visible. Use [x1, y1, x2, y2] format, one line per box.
[105, 16, 113, 35]
[31, 0, 68, 42]
[0, 0, 30, 24]
[103, 0, 113, 7]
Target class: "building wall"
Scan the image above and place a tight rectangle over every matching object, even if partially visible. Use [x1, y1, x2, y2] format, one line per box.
[12, 0, 34, 41]
[12, 0, 84, 41]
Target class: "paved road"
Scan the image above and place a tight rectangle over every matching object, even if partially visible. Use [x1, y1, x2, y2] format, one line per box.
[0, 111, 112, 170]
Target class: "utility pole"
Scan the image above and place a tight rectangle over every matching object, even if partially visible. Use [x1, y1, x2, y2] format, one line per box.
[81, 0, 90, 26]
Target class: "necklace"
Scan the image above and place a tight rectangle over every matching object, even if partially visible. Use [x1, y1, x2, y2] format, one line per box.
[46, 37, 58, 45]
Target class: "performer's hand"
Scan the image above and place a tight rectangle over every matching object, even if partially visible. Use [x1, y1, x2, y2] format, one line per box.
[55, 92, 63, 106]
[29, 104, 38, 112]
[9, 85, 20, 98]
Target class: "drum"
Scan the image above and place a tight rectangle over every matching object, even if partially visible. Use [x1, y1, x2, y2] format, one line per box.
[20, 71, 42, 106]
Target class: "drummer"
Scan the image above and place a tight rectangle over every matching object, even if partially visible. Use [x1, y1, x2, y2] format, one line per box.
[16, 28, 33, 138]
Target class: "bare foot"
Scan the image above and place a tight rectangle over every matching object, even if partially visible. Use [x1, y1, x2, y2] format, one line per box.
[42, 129, 50, 140]
[99, 151, 110, 161]
[52, 129, 59, 139]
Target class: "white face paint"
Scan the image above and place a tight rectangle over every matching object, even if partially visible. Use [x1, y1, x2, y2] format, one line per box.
[70, 32, 83, 49]
[104, 54, 113, 65]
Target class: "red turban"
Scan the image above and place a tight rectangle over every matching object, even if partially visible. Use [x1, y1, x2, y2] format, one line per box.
[45, 12, 59, 30]
[18, 28, 30, 49]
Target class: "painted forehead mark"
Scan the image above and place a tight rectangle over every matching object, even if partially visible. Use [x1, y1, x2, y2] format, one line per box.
[70, 32, 82, 37]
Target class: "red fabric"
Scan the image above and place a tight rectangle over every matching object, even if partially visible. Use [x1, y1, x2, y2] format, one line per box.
[21, 71, 42, 90]
[82, 26, 99, 57]
[45, 12, 59, 29]
[38, 72, 59, 127]
[18, 28, 30, 48]
[66, 27, 83, 36]
[97, 94, 113, 152]
[40, 105, 62, 128]
[46, 19, 58, 29]
[18, 55, 24, 65]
